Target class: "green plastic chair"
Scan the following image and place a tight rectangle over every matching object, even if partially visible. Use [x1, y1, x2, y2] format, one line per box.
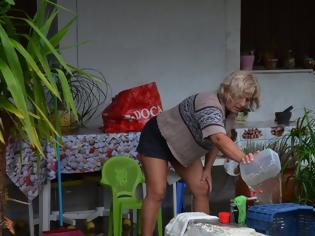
[100, 156, 163, 236]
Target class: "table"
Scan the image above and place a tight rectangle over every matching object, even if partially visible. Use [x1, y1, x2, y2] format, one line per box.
[233, 121, 295, 150]
[5, 129, 221, 234]
[36, 145, 225, 234]
[6, 121, 295, 201]
[6, 131, 140, 201]
[6, 130, 141, 235]
[10, 123, 288, 234]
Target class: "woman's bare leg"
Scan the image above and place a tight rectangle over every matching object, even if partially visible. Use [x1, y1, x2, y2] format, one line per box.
[140, 155, 168, 236]
[170, 158, 210, 213]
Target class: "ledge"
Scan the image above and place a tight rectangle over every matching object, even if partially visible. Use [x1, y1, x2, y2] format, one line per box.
[251, 69, 314, 74]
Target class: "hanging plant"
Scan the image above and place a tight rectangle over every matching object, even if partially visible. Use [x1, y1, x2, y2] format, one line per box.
[48, 66, 110, 133]
[67, 67, 110, 127]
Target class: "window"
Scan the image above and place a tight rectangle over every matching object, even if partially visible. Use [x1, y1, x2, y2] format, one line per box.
[241, 0, 315, 70]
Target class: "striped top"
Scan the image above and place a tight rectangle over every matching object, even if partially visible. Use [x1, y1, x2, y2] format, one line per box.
[157, 91, 233, 167]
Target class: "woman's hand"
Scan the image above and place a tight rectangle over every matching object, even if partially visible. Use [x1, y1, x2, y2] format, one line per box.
[241, 152, 255, 164]
[201, 168, 212, 192]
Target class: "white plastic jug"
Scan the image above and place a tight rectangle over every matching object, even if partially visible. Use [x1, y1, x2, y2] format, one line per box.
[240, 148, 281, 188]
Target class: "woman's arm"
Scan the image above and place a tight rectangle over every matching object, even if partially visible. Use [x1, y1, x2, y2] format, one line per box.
[204, 147, 219, 171]
[201, 148, 219, 192]
[209, 132, 253, 163]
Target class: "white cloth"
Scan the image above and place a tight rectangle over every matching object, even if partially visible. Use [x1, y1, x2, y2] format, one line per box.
[165, 212, 218, 236]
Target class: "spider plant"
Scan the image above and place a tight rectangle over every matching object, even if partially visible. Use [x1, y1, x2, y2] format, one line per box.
[285, 109, 315, 205]
[267, 136, 292, 170]
[0, 0, 79, 230]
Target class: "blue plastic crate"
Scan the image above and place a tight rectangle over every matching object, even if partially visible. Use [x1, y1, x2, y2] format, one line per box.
[247, 203, 315, 236]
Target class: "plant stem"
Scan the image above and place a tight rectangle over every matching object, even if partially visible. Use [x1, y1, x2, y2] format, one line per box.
[0, 142, 5, 236]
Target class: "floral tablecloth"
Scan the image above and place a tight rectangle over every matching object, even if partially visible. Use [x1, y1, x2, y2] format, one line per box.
[6, 132, 140, 200]
[233, 122, 295, 150]
[6, 122, 295, 201]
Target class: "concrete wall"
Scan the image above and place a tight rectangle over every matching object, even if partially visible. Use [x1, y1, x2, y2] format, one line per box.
[59, 0, 241, 126]
[248, 70, 315, 121]
[6, 1, 315, 232]
[59, 0, 315, 125]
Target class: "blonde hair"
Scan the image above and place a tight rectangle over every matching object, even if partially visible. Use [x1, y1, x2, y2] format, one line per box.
[217, 70, 260, 110]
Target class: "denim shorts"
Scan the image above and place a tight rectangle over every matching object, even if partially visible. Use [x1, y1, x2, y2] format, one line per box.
[137, 116, 175, 162]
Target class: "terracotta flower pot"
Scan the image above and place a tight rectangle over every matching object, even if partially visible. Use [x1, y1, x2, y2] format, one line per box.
[281, 168, 296, 202]
[264, 58, 278, 70]
[235, 176, 251, 197]
[304, 58, 314, 69]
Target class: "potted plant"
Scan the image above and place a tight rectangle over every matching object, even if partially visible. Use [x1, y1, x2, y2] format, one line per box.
[263, 51, 279, 70]
[240, 49, 255, 70]
[303, 56, 314, 69]
[283, 109, 315, 205]
[283, 49, 295, 69]
[263, 38, 279, 70]
[236, 138, 294, 203]
[57, 66, 109, 131]
[267, 137, 296, 203]
[0, 1, 87, 233]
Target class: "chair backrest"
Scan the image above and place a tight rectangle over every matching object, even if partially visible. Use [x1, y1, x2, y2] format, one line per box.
[100, 156, 144, 199]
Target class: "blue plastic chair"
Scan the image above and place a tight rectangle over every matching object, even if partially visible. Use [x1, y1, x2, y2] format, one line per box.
[176, 180, 186, 214]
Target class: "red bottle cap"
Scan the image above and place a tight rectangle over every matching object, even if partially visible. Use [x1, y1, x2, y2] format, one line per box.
[249, 191, 256, 197]
[218, 212, 231, 224]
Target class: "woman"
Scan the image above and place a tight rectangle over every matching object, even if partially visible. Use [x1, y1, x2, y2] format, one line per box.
[137, 70, 260, 235]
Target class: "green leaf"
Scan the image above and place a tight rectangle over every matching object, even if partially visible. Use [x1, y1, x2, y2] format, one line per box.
[5, 0, 15, 5]
[0, 58, 43, 155]
[0, 24, 24, 89]
[40, 8, 59, 38]
[46, 0, 75, 14]
[23, 17, 72, 75]
[11, 39, 61, 99]
[49, 16, 76, 48]
[27, 39, 59, 99]
[0, 97, 39, 120]
[52, 96, 61, 134]
[69, 65, 103, 83]
[0, 130, 4, 143]
[32, 0, 47, 27]
[0, 117, 4, 143]
[0, 0, 14, 15]
[56, 69, 78, 120]
[0, 97, 24, 119]
[31, 98, 60, 138]
[32, 77, 49, 139]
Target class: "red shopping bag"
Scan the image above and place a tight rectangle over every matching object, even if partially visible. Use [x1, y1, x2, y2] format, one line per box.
[102, 82, 163, 133]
